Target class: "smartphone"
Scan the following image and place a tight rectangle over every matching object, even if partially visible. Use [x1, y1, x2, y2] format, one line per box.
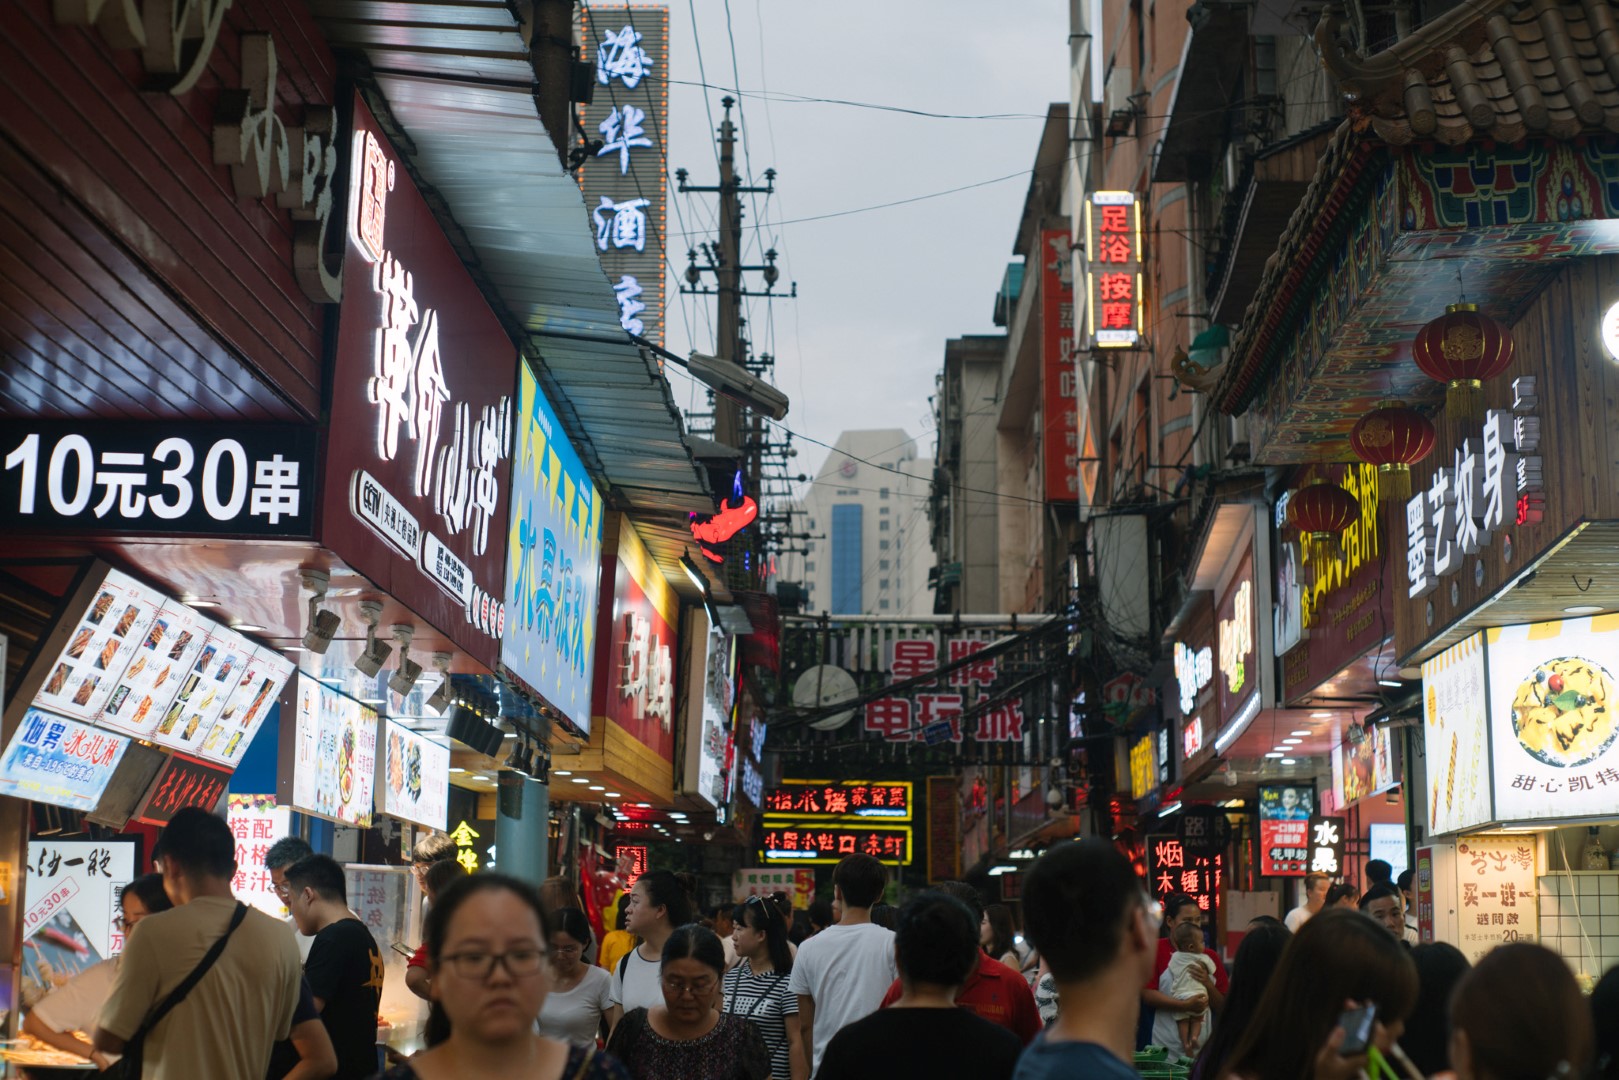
[390, 941, 416, 961]
[1337, 1003, 1377, 1055]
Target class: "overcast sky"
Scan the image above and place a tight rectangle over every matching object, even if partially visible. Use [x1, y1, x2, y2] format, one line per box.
[654, 0, 1072, 486]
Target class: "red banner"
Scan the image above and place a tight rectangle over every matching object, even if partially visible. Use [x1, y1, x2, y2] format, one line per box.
[1041, 229, 1079, 502]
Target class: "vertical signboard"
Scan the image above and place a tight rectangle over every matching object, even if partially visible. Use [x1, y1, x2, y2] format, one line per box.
[1257, 783, 1315, 876]
[1040, 228, 1078, 501]
[1422, 633, 1492, 835]
[1083, 191, 1142, 348]
[1453, 834, 1538, 963]
[578, 6, 671, 346]
[926, 776, 959, 882]
[1145, 835, 1223, 915]
[592, 517, 678, 762]
[503, 360, 603, 731]
[1414, 845, 1436, 944]
[228, 794, 292, 919]
[22, 839, 136, 1005]
[1217, 553, 1259, 727]
[325, 94, 517, 670]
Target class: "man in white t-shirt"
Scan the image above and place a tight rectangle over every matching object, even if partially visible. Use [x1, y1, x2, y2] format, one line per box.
[1285, 872, 1330, 932]
[789, 853, 897, 1076]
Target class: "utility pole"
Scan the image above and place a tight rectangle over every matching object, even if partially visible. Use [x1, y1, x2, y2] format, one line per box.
[677, 96, 792, 487]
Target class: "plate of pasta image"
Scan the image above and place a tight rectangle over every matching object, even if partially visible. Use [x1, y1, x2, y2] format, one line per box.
[1510, 656, 1618, 768]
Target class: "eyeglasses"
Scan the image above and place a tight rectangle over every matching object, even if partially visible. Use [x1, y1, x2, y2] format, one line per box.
[113, 913, 142, 931]
[441, 947, 548, 980]
[662, 976, 717, 997]
[273, 882, 293, 900]
[550, 943, 583, 957]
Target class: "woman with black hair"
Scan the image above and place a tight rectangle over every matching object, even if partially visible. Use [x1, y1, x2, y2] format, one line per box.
[982, 903, 1022, 969]
[815, 890, 1021, 1080]
[375, 873, 630, 1079]
[1189, 918, 1291, 1080]
[724, 895, 804, 1080]
[539, 907, 616, 1047]
[611, 870, 694, 1020]
[606, 924, 770, 1080]
[1212, 908, 1418, 1080]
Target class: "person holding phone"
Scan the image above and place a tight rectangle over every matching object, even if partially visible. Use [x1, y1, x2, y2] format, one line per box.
[1208, 909, 1416, 1080]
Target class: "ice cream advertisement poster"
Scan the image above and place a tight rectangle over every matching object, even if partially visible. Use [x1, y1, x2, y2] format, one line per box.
[292, 679, 378, 827]
[381, 720, 449, 831]
[1422, 634, 1492, 835]
[1486, 616, 1619, 823]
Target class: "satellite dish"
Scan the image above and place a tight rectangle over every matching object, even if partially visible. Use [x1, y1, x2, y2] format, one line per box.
[794, 665, 859, 731]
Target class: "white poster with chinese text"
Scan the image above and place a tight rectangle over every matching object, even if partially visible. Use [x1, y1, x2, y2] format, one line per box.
[22, 839, 136, 1006]
[228, 794, 292, 918]
[1452, 834, 1537, 963]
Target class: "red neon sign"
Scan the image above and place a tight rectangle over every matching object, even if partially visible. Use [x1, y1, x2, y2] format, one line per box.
[690, 495, 758, 563]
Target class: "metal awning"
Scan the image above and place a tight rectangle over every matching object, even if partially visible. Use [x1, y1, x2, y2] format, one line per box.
[311, 0, 713, 597]
[1152, 0, 1250, 184]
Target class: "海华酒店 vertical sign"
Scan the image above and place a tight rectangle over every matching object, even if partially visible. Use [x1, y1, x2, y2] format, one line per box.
[322, 94, 517, 669]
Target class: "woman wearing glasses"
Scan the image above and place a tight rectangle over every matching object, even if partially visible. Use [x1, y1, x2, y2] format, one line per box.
[377, 874, 630, 1080]
[606, 925, 771, 1080]
[723, 896, 805, 1080]
[538, 908, 617, 1046]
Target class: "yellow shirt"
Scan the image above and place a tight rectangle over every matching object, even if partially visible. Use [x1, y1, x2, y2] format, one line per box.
[598, 929, 636, 974]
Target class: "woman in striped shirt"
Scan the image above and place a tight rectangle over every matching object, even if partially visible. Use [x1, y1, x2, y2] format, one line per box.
[723, 895, 805, 1080]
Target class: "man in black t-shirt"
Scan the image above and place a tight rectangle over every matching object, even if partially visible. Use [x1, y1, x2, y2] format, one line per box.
[285, 855, 384, 1080]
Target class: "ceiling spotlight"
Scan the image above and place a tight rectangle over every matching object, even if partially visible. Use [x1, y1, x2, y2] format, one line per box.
[300, 570, 340, 654]
[424, 653, 455, 712]
[388, 625, 421, 696]
[354, 601, 393, 679]
[504, 741, 526, 773]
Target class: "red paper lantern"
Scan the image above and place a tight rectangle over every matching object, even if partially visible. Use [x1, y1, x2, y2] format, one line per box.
[1287, 481, 1361, 567]
[1411, 303, 1515, 420]
[1349, 402, 1437, 500]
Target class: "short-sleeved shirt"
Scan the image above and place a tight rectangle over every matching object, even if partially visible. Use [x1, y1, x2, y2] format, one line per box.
[722, 960, 798, 1079]
[538, 965, 615, 1046]
[817, 1006, 1022, 1080]
[610, 947, 664, 1015]
[302, 918, 382, 1080]
[97, 897, 301, 1080]
[877, 955, 1041, 1045]
[787, 921, 896, 1073]
[606, 1008, 771, 1080]
[1013, 1035, 1141, 1080]
[266, 977, 322, 1080]
[32, 957, 117, 1034]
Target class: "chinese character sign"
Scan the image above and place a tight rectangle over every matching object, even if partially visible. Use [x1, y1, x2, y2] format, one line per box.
[1129, 735, 1157, 798]
[1257, 783, 1315, 877]
[762, 823, 911, 866]
[1454, 835, 1538, 963]
[134, 753, 232, 825]
[762, 780, 913, 821]
[1217, 554, 1259, 723]
[578, 7, 670, 345]
[22, 839, 136, 1005]
[327, 96, 517, 670]
[732, 867, 814, 911]
[503, 359, 602, 732]
[858, 637, 1013, 744]
[1485, 615, 1619, 824]
[1146, 836, 1223, 915]
[1422, 633, 1492, 834]
[593, 516, 679, 762]
[450, 820, 483, 873]
[0, 422, 317, 538]
[1307, 816, 1346, 877]
[1085, 192, 1142, 348]
[614, 844, 648, 887]
[228, 794, 291, 919]
[1040, 228, 1080, 502]
[0, 709, 128, 812]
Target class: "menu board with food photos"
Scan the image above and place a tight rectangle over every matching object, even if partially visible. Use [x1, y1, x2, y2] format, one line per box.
[26, 567, 292, 769]
[292, 678, 378, 827]
[381, 720, 449, 831]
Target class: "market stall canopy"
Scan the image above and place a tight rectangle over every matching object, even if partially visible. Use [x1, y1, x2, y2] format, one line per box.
[1210, 0, 1619, 462]
[311, 1, 713, 598]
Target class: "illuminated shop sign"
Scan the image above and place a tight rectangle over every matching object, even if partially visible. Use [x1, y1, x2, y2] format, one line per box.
[133, 753, 231, 825]
[1184, 715, 1203, 758]
[0, 710, 128, 812]
[1174, 641, 1213, 715]
[1405, 376, 1542, 599]
[763, 780, 913, 821]
[762, 822, 912, 866]
[1083, 191, 1142, 348]
[1146, 836, 1223, 914]
[614, 844, 648, 887]
[1040, 228, 1079, 501]
[1129, 734, 1157, 799]
[325, 96, 517, 668]
[1257, 783, 1316, 877]
[580, 7, 671, 344]
[1, 422, 317, 537]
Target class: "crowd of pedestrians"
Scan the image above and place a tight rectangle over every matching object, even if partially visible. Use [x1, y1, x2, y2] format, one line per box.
[29, 812, 1619, 1080]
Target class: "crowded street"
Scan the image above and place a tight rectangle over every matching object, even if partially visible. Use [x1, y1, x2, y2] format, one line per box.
[0, 0, 1617, 1077]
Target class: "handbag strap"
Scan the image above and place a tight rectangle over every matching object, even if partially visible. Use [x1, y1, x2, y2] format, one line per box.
[127, 902, 248, 1050]
[568, 1044, 597, 1080]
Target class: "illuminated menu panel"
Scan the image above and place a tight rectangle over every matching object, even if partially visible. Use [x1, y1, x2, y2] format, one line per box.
[381, 720, 449, 831]
[762, 779, 913, 821]
[28, 567, 292, 767]
[762, 822, 912, 866]
[292, 678, 378, 827]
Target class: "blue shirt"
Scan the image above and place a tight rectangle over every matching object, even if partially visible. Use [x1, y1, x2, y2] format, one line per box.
[1014, 1035, 1140, 1080]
